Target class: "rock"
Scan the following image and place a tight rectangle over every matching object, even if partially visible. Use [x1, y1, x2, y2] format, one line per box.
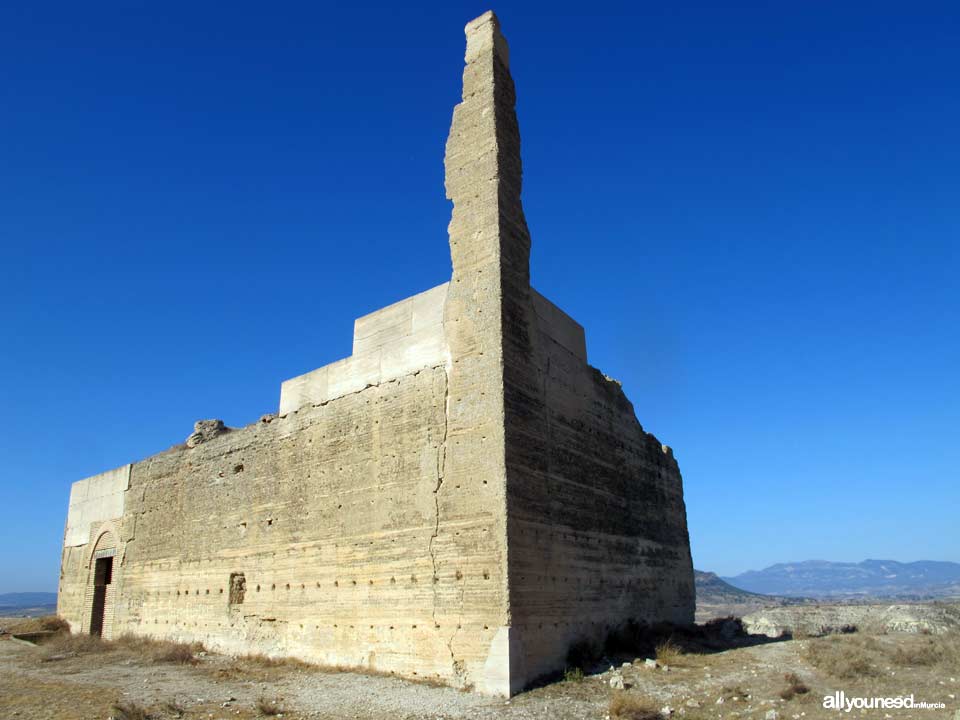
[765, 711, 779, 720]
[716, 697, 725, 704]
[609, 673, 625, 690]
[685, 699, 701, 708]
[660, 664, 670, 672]
[660, 706, 673, 716]
[259, 413, 277, 424]
[186, 419, 227, 448]
[622, 661, 631, 668]
[644, 658, 658, 669]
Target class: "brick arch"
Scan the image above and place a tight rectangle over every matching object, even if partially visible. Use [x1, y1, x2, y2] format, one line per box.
[83, 521, 122, 638]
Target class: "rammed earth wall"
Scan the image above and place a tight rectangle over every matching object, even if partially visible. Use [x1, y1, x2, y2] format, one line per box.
[58, 11, 694, 696]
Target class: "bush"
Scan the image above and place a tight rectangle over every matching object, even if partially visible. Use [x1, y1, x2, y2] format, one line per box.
[890, 637, 946, 667]
[779, 672, 810, 700]
[235, 653, 313, 670]
[609, 692, 661, 720]
[563, 667, 584, 682]
[654, 638, 684, 666]
[805, 638, 879, 679]
[162, 701, 185, 718]
[42, 632, 109, 656]
[40, 616, 70, 633]
[566, 638, 600, 671]
[111, 702, 153, 720]
[152, 642, 200, 664]
[111, 634, 203, 663]
[256, 697, 285, 716]
[721, 685, 749, 701]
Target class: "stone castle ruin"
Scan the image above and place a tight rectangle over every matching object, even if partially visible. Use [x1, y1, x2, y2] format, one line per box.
[58, 11, 694, 696]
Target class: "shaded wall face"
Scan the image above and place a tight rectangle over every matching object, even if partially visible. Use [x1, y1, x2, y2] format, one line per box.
[59, 367, 511, 691]
[503, 299, 695, 685]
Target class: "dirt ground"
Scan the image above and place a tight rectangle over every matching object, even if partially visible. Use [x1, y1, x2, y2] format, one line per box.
[0, 617, 958, 720]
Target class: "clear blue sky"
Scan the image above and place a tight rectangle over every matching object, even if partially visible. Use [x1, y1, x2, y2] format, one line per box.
[1, 1, 957, 594]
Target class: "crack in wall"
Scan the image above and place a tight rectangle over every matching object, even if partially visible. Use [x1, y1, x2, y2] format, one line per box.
[447, 581, 467, 685]
[428, 366, 450, 624]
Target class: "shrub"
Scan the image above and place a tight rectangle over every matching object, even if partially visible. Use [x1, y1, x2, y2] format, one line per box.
[604, 619, 646, 655]
[779, 672, 810, 700]
[654, 638, 684, 666]
[256, 697, 285, 716]
[162, 701, 185, 718]
[890, 638, 942, 666]
[111, 702, 153, 720]
[236, 653, 313, 670]
[112, 635, 203, 663]
[566, 638, 600, 671]
[609, 692, 661, 720]
[152, 642, 199, 664]
[721, 684, 749, 701]
[563, 667, 584, 682]
[40, 616, 70, 633]
[702, 616, 745, 637]
[42, 632, 109, 656]
[805, 638, 879, 679]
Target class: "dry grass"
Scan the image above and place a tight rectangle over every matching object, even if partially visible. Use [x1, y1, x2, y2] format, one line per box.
[152, 641, 203, 664]
[39, 631, 204, 665]
[805, 636, 880, 679]
[4, 614, 70, 635]
[236, 652, 314, 670]
[113, 633, 204, 663]
[42, 631, 109, 656]
[779, 671, 810, 700]
[255, 696, 286, 716]
[111, 701, 154, 720]
[890, 639, 941, 666]
[563, 667, 585, 682]
[608, 692, 661, 720]
[162, 700, 185, 718]
[720, 684, 750, 701]
[653, 638, 685, 666]
[887, 632, 960, 669]
[40, 616, 70, 632]
[807, 631, 960, 681]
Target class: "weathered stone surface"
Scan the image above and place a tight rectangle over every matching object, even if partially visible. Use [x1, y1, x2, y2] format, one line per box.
[58, 10, 693, 697]
[185, 419, 228, 448]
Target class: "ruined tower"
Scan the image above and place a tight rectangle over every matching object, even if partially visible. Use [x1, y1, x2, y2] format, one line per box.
[58, 12, 694, 696]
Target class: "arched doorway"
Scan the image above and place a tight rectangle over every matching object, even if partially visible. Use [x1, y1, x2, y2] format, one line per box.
[86, 530, 118, 637]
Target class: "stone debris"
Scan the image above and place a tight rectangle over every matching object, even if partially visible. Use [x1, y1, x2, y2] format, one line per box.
[185, 419, 227, 447]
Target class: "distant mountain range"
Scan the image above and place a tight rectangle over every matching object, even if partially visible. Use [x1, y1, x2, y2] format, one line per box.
[0, 592, 57, 617]
[723, 560, 960, 599]
[694, 570, 771, 603]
